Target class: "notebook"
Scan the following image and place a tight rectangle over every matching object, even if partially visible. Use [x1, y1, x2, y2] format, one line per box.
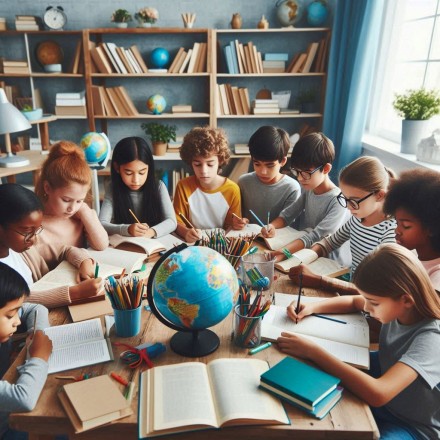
[108, 233, 184, 256]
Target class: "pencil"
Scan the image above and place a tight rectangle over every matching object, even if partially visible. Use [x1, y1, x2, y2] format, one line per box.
[295, 272, 303, 324]
[312, 314, 347, 324]
[232, 213, 243, 222]
[249, 209, 265, 228]
[129, 208, 141, 224]
[178, 212, 195, 229]
[33, 309, 38, 335]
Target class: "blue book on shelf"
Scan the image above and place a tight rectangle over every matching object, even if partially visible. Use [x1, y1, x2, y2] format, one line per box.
[259, 357, 340, 410]
[223, 44, 235, 74]
[229, 41, 239, 74]
[264, 53, 289, 61]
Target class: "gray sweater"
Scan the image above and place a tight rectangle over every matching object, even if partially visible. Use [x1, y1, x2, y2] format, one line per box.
[99, 180, 177, 238]
[0, 303, 50, 438]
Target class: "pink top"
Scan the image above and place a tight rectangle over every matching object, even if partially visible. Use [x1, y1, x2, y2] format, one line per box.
[421, 257, 440, 292]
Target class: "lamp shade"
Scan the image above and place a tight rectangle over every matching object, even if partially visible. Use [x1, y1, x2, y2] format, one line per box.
[0, 89, 32, 135]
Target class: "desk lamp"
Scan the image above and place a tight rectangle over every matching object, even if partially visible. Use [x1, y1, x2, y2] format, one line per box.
[0, 88, 31, 168]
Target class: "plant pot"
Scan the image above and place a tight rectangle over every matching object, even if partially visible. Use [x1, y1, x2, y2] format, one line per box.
[115, 22, 128, 28]
[152, 141, 167, 156]
[401, 119, 431, 155]
[21, 108, 43, 121]
[139, 22, 152, 28]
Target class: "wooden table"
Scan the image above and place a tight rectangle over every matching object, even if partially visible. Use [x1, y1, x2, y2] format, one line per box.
[5, 275, 379, 440]
[0, 150, 46, 184]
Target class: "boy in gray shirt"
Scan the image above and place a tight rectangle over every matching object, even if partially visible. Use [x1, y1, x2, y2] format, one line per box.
[0, 263, 52, 440]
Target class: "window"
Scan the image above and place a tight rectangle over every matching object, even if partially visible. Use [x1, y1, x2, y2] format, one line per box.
[366, 0, 440, 143]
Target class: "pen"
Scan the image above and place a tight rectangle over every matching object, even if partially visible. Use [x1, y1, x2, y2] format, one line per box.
[267, 211, 270, 230]
[94, 262, 99, 279]
[295, 272, 303, 324]
[312, 314, 347, 324]
[178, 212, 195, 229]
[249, 209, 265, 228]
[248, 342, 272, 355]
[110, 371, 128, 386]
[33, 309, 38, 335]
[129, 208, 142, 224]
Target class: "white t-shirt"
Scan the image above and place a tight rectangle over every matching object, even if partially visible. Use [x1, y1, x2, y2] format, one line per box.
[0, 249, 33, 287]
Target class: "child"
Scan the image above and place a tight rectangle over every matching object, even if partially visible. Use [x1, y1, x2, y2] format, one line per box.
[281, 244, 440, 440]
[234, 126, 301, 235]
[269, 132, 350, 264]
[0, 184, 101, 309]
[289, 156, 397, 295]
[99, 136, 177, 238]
[173, 126, 241, 243]
[384, 168, 440, 291]
[35, 141, 108, 250]
[0, 262, 52, 440]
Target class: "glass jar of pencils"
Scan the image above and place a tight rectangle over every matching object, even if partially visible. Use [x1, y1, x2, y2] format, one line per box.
[241, 253, 275, 291]
[233, 304, 262, 348]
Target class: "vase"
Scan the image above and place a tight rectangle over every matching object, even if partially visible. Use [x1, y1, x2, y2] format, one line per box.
[115, 22, 128, 28]
[257, 15, 269, 29]
[231, 13, 242, 29]
[140, 22, 152, 28]
[152, 141, 167, 156]
[401, 119, 431, 155]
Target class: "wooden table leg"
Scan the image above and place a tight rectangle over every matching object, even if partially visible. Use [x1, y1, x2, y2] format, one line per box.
[39, 122, 50, 150]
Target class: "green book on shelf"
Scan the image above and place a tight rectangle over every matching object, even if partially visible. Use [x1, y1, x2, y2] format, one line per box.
[259, 357, 340, 410]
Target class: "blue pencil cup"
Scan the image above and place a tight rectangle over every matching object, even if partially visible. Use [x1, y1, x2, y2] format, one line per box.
[113, 305, 142, 338]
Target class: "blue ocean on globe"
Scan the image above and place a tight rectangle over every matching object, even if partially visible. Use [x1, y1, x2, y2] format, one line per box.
[150, 47, 170, 68]
[307, 1, 328, 26]
[147, 94, 166, 114]
[79, 132, 109, 164]
[151, 246, 239, 330]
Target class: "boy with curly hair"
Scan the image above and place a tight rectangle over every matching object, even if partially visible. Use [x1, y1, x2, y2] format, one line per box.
[173, 126, 241, 242]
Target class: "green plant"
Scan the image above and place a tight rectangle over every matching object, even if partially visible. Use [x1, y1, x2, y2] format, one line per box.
[393, 88, 440, 120]
[141, 122, 176, 143]
[111, 9, 133, 23]
[296, 87, 317, 104]
[21, 104, 33, 111]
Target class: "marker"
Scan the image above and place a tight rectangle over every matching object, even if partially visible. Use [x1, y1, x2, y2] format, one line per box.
[110, 371, 128, 386]
[248, 342, 272, 355]
[249, 209, 265, 228]
[94, 262, 100, 279]
[312, 314, 347, 324]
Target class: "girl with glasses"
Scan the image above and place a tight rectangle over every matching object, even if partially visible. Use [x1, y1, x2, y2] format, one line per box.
[0, 184, 102, 308]
[289, 156, 396, 295]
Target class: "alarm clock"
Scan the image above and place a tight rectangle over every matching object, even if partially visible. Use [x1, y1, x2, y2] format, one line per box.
[43, 6, 67, 30]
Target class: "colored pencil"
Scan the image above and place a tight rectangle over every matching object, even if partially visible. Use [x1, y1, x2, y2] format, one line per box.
[249, 209, 265, 228]
[178, 212, 195, 229]
[312, 314, 347, 324]
[129, 208, 141, 224]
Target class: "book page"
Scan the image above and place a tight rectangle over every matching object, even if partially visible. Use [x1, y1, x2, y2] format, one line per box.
[207, 358, 289, 427]
[109, 234, 166, 256]
[261, 226, 306, 250]
[226, 223, 262, 238]
[87, 247, 143, 274]
[153, 362, 218, 430]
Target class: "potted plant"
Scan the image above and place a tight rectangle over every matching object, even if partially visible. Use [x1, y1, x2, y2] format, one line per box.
[111, 9, 132, 28]
[141, 122, 176, 156]
[296, 88, 318, 113]
[135, 7, 159, 27]
[393, 88, 440, 154]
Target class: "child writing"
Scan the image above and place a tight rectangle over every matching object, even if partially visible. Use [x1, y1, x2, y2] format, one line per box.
[280, 244, 440, 440]
[268, 132, 350, 264]
[234, 125, 300, 235]
[34, 141, 108, 250]
[173, 126, 241, 243]
[0, 184, 102, 309]
[289, 156, 397, 295]
[384, 168, 440, 292]
[99, 136, 177, 238]
[0, 262, 52, 440]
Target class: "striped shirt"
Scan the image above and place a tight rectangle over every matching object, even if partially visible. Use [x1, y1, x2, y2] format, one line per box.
[324, 216, 396, 273]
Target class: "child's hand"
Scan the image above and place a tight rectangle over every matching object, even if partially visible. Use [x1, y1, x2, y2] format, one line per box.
[288, 264, 322, 288]
[266, 250, 285, 263]
[232, 215, 248, 230]
[70, 278, 103, 301]
[77, 258, 95, 281]
[184, 227, 202, 243]
[28, 330, 52, 362]
[277, 332, 318, 361]
[286, 301, 314, 323]
[128, 223, 150, 237]
[73, 203, 88, 220]
[261, 224, 275, 238]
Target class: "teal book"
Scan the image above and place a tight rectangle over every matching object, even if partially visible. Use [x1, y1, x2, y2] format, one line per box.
[259, 357, 340, 410]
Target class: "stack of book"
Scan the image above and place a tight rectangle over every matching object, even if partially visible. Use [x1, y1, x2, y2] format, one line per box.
[167, 42, 207, 74]
[259, 357, 343, 419]
[217, 83, 250, 115]
[0, 59, 30, 74]
[262, 53, 288, 73]
[167, 137, 183, 153]
[223, 40, 263, 74]
[90, 85, 138, 117]
[171, 104, 192, 113]
[252, 99, 280, 115]
[55, 91, 87, 117]
[15, 15, 41, 31]
[234, 143, 250, 155]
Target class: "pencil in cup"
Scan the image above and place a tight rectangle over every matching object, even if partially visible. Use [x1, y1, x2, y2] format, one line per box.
[233, 305, 262, 348]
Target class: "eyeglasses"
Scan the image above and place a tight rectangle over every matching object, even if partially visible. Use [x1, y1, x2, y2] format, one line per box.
[290, 164, 324, 180]
[336, 192, 376, 210]
[13, 226, 44, 243]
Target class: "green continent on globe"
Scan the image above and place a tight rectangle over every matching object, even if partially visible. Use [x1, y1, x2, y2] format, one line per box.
[167, 298, 200, 328]
[286, 0, 298, 20]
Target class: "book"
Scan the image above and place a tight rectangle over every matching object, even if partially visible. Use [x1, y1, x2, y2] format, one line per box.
[58, 374, 133, 433]
[258, 225, 307, 250]
[274, 248, 349, 276]
[301, 42, 320, 73]
[264, 53, 289, 61]
[259, 357, 341, 411]
[43, 318, 114, 373]
[56, 90, 85, 99]
[261, 293, 370, 369]
[178, 49, 193, 73]
[130, 45, 148, 73]
[138, 358, 290, 438]
[55, 105, 87, 116]
[168, 47, 185, 73]
[108, 233, 184, 256]
[172, 104, 192, 113]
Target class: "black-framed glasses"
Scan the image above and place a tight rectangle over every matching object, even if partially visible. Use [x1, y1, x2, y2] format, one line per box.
[13, 226, 44, 243]
[336, 192, 375, 210]
[290, 164, 324, 180]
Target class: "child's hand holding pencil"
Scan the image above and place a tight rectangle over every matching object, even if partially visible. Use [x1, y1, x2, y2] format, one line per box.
[128, 209, 153, 237]
[232, 213, 249, 230]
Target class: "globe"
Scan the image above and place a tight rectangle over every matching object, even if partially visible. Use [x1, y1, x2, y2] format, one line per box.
[307, 0, 328, 26]
[79, 132, 110, 166]
[150, 47, 170, 68]
[147, 244, 239, 357]
[276, 0, 304, 27]
[147, 94, 166, 115]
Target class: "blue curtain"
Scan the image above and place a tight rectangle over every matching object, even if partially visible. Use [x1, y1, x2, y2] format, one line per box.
[323, 0, 385, 175]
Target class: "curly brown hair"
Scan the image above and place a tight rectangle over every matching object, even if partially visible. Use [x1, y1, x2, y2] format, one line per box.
[180, 126, 231, 168]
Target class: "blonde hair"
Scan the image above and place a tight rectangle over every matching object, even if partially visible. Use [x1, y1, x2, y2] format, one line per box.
[339, 156, 396, 192]
[353, 244, 440, 319]
[35, 141, 92, 201]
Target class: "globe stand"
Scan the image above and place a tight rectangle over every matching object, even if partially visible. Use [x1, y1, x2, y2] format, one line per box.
[170, 329, 219, 358]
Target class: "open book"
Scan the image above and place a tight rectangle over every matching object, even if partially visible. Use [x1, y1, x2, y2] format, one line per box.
[261, 293, 370, 369]
[109, 233, 183, 256]
[275, 248, 349, 276]
[138, 358, 290, 438]
[44, 318, 114, 373]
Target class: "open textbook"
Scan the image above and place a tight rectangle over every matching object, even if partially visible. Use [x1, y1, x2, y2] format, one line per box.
[138, 358, 289, 438]
[43, 318, 113, 373]
[274, 248, 349, 276]
[108, 233, 184, 255]
[261, 293, 370, 369]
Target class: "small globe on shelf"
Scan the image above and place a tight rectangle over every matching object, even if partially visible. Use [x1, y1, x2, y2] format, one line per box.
[150, 47, 170, 68]
[79, 131, 110, 169]
[147, 244, 239, 357]
[307, 0, 329, 26]
[275, 0, 304, 27]
[146, 94, 167, 115]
